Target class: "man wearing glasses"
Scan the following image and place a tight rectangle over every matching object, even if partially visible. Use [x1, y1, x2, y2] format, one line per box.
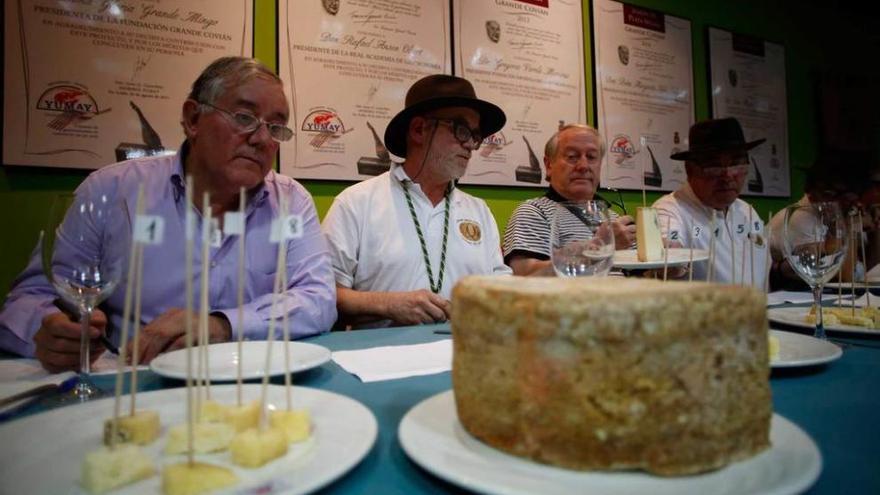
[0, 57, 337, 371]
[322, 74, 512, 328]
[503, 123, 637, 276]
[653, 117, 769, 287]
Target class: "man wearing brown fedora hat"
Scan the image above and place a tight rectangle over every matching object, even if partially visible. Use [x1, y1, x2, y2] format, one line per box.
[653, 117, 769, 287]
[322, 74, 512, 328]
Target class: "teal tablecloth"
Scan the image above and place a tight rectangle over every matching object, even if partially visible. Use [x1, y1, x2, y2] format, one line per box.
[5, 321, 880, 494]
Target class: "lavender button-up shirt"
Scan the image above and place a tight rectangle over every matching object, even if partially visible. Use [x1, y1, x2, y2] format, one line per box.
[0, 147, 337, 356]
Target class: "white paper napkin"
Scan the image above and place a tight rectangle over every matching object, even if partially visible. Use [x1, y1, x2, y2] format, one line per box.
[766, 291, 847, 306]
[331, 340, 452, 383]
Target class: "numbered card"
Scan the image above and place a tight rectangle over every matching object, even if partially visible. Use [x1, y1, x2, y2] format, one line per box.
[752, 219, 764, 233]
[224, 212, 245, 236]
[270, 214, 305, 243]
[134, 215, 165, 245]
[735, 223, 747, 237]
[210, 218, 222, 248]
[692, 225, 703, 239]
[668, 230, 681, 242]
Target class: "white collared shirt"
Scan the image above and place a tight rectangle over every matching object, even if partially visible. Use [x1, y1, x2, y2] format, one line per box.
[322, 165, 511, 302]
[653, 183, 769, 289]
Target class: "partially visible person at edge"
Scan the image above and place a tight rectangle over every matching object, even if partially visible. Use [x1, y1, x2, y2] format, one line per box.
[768, 150, 874, 290]
[653, 117, 769, 288]
[0, 56, 337, 372]
[321, 74, 511, 329]
[502, 123, 637, 276]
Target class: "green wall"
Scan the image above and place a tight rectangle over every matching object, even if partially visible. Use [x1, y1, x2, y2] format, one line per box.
[1, 0, 877, 299]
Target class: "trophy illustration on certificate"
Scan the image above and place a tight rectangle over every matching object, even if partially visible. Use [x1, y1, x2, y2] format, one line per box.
[644, 145, 663, 188]
[356, 121, 393, 176]
[747, 156, 764, 193]
[115, 101, 165, 161]
[515, 135, 542, 184]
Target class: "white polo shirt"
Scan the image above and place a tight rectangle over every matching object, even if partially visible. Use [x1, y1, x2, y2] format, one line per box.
[653, 183, 769, 289]
[322, 165, 511, 302]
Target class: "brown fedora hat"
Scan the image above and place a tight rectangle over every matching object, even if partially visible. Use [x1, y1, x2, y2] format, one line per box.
[384, 74, 506, 157]
[670, 117, 765, 161]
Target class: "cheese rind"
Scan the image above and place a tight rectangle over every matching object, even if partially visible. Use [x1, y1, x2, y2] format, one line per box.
[451, 276, 771, 476]
[636, 207, 664, 262]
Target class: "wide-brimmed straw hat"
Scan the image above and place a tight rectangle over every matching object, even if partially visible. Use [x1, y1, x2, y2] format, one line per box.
[384, 74, 506, 157]
[670, 117, 765, 161]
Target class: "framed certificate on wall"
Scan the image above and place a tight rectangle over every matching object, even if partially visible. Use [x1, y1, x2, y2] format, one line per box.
[708, 27, 789, 197]
[594, 0, 694, 193]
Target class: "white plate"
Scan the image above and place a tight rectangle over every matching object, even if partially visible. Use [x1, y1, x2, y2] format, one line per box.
[824, 281, 880, 290]
[150, 341, 331, 381]
[0, 384, 376, 495]
[614, 248, 709, 269]
[400, 390, 821, 495]
[770, 330, 843, 368]
[768, 306, 880, 337]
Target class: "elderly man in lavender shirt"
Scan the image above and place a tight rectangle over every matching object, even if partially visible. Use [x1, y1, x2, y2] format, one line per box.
[0, 57, 336, 372]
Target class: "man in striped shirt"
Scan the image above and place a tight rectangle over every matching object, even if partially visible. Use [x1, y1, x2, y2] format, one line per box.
[503, 124, 636, 276]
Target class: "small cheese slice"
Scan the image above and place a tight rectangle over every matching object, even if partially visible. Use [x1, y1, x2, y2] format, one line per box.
[269, 409, 311, 444]
[636, 207, 664, 262]
[229, 426, 289, 468]
[162, 462, 237, 495]
[103, 410, 161, 446]
[81, 444, 156, 494]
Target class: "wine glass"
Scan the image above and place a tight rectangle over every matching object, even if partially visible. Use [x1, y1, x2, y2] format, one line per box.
[41, 193, 129, 402]
[550, 200, 615, 277]
[782, 201, 848, 340]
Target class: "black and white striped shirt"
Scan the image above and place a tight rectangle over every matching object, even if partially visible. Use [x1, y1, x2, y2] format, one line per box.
[502, 188, 619, 264]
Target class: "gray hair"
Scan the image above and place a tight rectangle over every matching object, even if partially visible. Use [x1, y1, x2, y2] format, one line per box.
[544, 123, 605, 160]
[187, 56, 281, 105]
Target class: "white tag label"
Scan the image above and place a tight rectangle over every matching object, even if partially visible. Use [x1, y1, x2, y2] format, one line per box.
[668, 230, 680, 242]
[752, 220, 763, 233]
[736, 223, 746, 235]
[134, 215, 165, 245]
[223, 212, 245, 236]
[692, 225, 702, 239]
[270, 214, 304, 243]
[210, 218, 222, 248]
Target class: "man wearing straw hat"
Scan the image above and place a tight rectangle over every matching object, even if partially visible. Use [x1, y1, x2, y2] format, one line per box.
[502, 123, 637, 276]
[0, 57, 337, 371]
[653, 117, 769, 288]
[322, 74, 511, 328]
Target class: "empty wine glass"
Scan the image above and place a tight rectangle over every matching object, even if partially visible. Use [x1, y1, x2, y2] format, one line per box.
[782, 201, 848, 340]
[41, 193, 129, 402]
[550, 200, 615, 277]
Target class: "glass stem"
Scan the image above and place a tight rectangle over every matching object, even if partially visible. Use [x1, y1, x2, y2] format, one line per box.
[79, 310, 91, 380]
[812, 286, 827, 340]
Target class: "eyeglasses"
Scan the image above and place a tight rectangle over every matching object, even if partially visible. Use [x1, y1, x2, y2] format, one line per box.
[199, 101, 294, 142]
[427, 118, 483, 150]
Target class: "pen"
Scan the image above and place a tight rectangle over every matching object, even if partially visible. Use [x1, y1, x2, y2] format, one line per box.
[53, 298, 119, 355]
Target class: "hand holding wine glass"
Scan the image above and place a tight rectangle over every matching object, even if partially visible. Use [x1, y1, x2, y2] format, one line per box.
[550, 200, 615, 277]
[782, 201, 848, 340]
[40, 193, 129, 401]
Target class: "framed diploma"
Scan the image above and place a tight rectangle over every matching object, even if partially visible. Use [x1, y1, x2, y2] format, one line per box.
[278, 0, 451, 181]
[708, 27, 789, 197]
[3, 0, 254, 169]
[453, 0, 587, 187]
[593, 0, 694, 192]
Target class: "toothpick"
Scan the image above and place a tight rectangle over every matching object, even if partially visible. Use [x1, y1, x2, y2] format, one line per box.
[260, 196, 288, 429]
[641, 160, 647, 208]
[850, 219, 856, 316]
[707, 213, 717, 282]
[110, 189, 142, 449]
[662, 217, 670, 281]
[688, 224, 694, 283]
[281, 245, 293, 411]
[129, 186, 146, 415]
[764, 211, 772, 293]
[236, 187, 246, 406]
[185, 176, 195, 465]
[199, 194, 212, 401]
[859, 210, 871, 307]
[730, 213, 736, 285]
[748, 209, 755, 288]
